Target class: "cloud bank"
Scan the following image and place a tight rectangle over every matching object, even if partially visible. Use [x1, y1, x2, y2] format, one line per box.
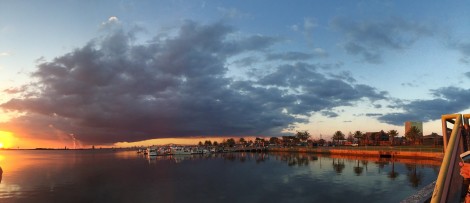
[378, 87, 470, 125]
[331, 17, 432, 64]
[0, 21, 387, 145]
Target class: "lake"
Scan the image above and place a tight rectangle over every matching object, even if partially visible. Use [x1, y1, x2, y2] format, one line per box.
[0, 149, 440, 203]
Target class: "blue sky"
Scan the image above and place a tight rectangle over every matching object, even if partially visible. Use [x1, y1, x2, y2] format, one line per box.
[1, 0, 470, 146]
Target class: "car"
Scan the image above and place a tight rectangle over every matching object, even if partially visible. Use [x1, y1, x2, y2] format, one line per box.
[351, 144, 358, 147]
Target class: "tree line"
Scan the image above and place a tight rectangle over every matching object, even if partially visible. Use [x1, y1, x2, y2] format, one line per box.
[198, 126, 426, 147]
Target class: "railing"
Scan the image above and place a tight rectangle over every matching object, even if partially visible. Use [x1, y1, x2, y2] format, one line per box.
[430, 114, 469, 203]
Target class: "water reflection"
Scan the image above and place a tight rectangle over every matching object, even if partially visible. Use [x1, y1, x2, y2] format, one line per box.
[388, 161, 399, 180]
[268, 152, 439, 188]
[0, 150, 440, 202]
[354, 160, 363, 176]
[406, 163, 424, 188]
[144, 153, 440, 188]
[332, 158, 346, 173]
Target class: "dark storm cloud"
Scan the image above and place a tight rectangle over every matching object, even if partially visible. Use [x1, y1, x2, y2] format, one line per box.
[258, 62, 387, 115]
[331, 17, 432, 64]
[0, 21, 387, 145]
[378, 87, 470, 125]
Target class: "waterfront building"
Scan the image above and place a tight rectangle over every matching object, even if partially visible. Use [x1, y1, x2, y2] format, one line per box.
[405, 121, 423, 134]
[405, 121, 424, 144]
[422, 133, 443, 146]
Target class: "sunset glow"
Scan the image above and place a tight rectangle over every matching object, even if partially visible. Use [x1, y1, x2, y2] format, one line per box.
[0, 131, 13, 149]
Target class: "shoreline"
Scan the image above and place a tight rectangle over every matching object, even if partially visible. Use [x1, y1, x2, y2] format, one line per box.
[268, 146, 444, 160]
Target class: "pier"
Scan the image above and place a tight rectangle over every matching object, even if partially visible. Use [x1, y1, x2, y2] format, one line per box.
[403, 114, 470, 203]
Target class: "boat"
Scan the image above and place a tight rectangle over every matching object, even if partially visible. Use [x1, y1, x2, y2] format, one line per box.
[148, 147, 158, 156]
[148, 147, 170, 156]
[170, 147, 192, 155]
[191, 147, 204, 154]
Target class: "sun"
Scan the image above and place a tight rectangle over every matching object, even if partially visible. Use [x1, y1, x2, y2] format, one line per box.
[0, 131, 14, 149]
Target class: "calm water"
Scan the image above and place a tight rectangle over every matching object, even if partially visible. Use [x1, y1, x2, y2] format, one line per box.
[0, 150, 440, 203]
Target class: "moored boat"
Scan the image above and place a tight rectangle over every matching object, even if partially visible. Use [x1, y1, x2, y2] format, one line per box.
[148, 147, 158, 156]
[170, 147, 192, 155]
[191, 147, 204, 154]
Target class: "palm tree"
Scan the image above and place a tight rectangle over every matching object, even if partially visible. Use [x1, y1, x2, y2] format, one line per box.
[333, 131, 345, 145]
[406, 126, 422, 145]
[239, 137, 246, 146]
[388, 130, 398, 146]
[296, 131, 311, 142]
[353, 131, 363, 145]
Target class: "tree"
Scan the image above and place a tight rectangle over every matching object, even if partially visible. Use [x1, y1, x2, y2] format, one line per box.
[332, 131, 345, 145]
[295, 131, 310, 142]
[213, 141, 218, 146]
[353, 131, 364, 145]
[269, 137, 280, 145]
[282, 136, 296, 146]
[198, 141, 203, 146]
[204, 140, 212, 146]
[227, 138, 236, 147]
[239, 137, 246, 145]
[405, 126, 422, 145]
[388, 130, 398, 146]
[318, 139, 326, 146]
[255, 137, 266, 146]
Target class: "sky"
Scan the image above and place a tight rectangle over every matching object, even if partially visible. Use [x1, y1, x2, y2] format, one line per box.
[1, 0, 470, 148]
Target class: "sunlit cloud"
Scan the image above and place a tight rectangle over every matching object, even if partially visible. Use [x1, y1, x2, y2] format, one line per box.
[100, 16, 121, 29]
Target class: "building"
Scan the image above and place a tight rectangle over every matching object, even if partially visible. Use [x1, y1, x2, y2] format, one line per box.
[405, 121, 423, 144]
[422, 133, 443, 146]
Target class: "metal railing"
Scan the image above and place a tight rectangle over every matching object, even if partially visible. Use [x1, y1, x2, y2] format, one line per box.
[430, 114, 468, 203]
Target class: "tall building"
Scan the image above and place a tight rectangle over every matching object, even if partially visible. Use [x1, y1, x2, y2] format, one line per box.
[405, 121, 423, 135]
